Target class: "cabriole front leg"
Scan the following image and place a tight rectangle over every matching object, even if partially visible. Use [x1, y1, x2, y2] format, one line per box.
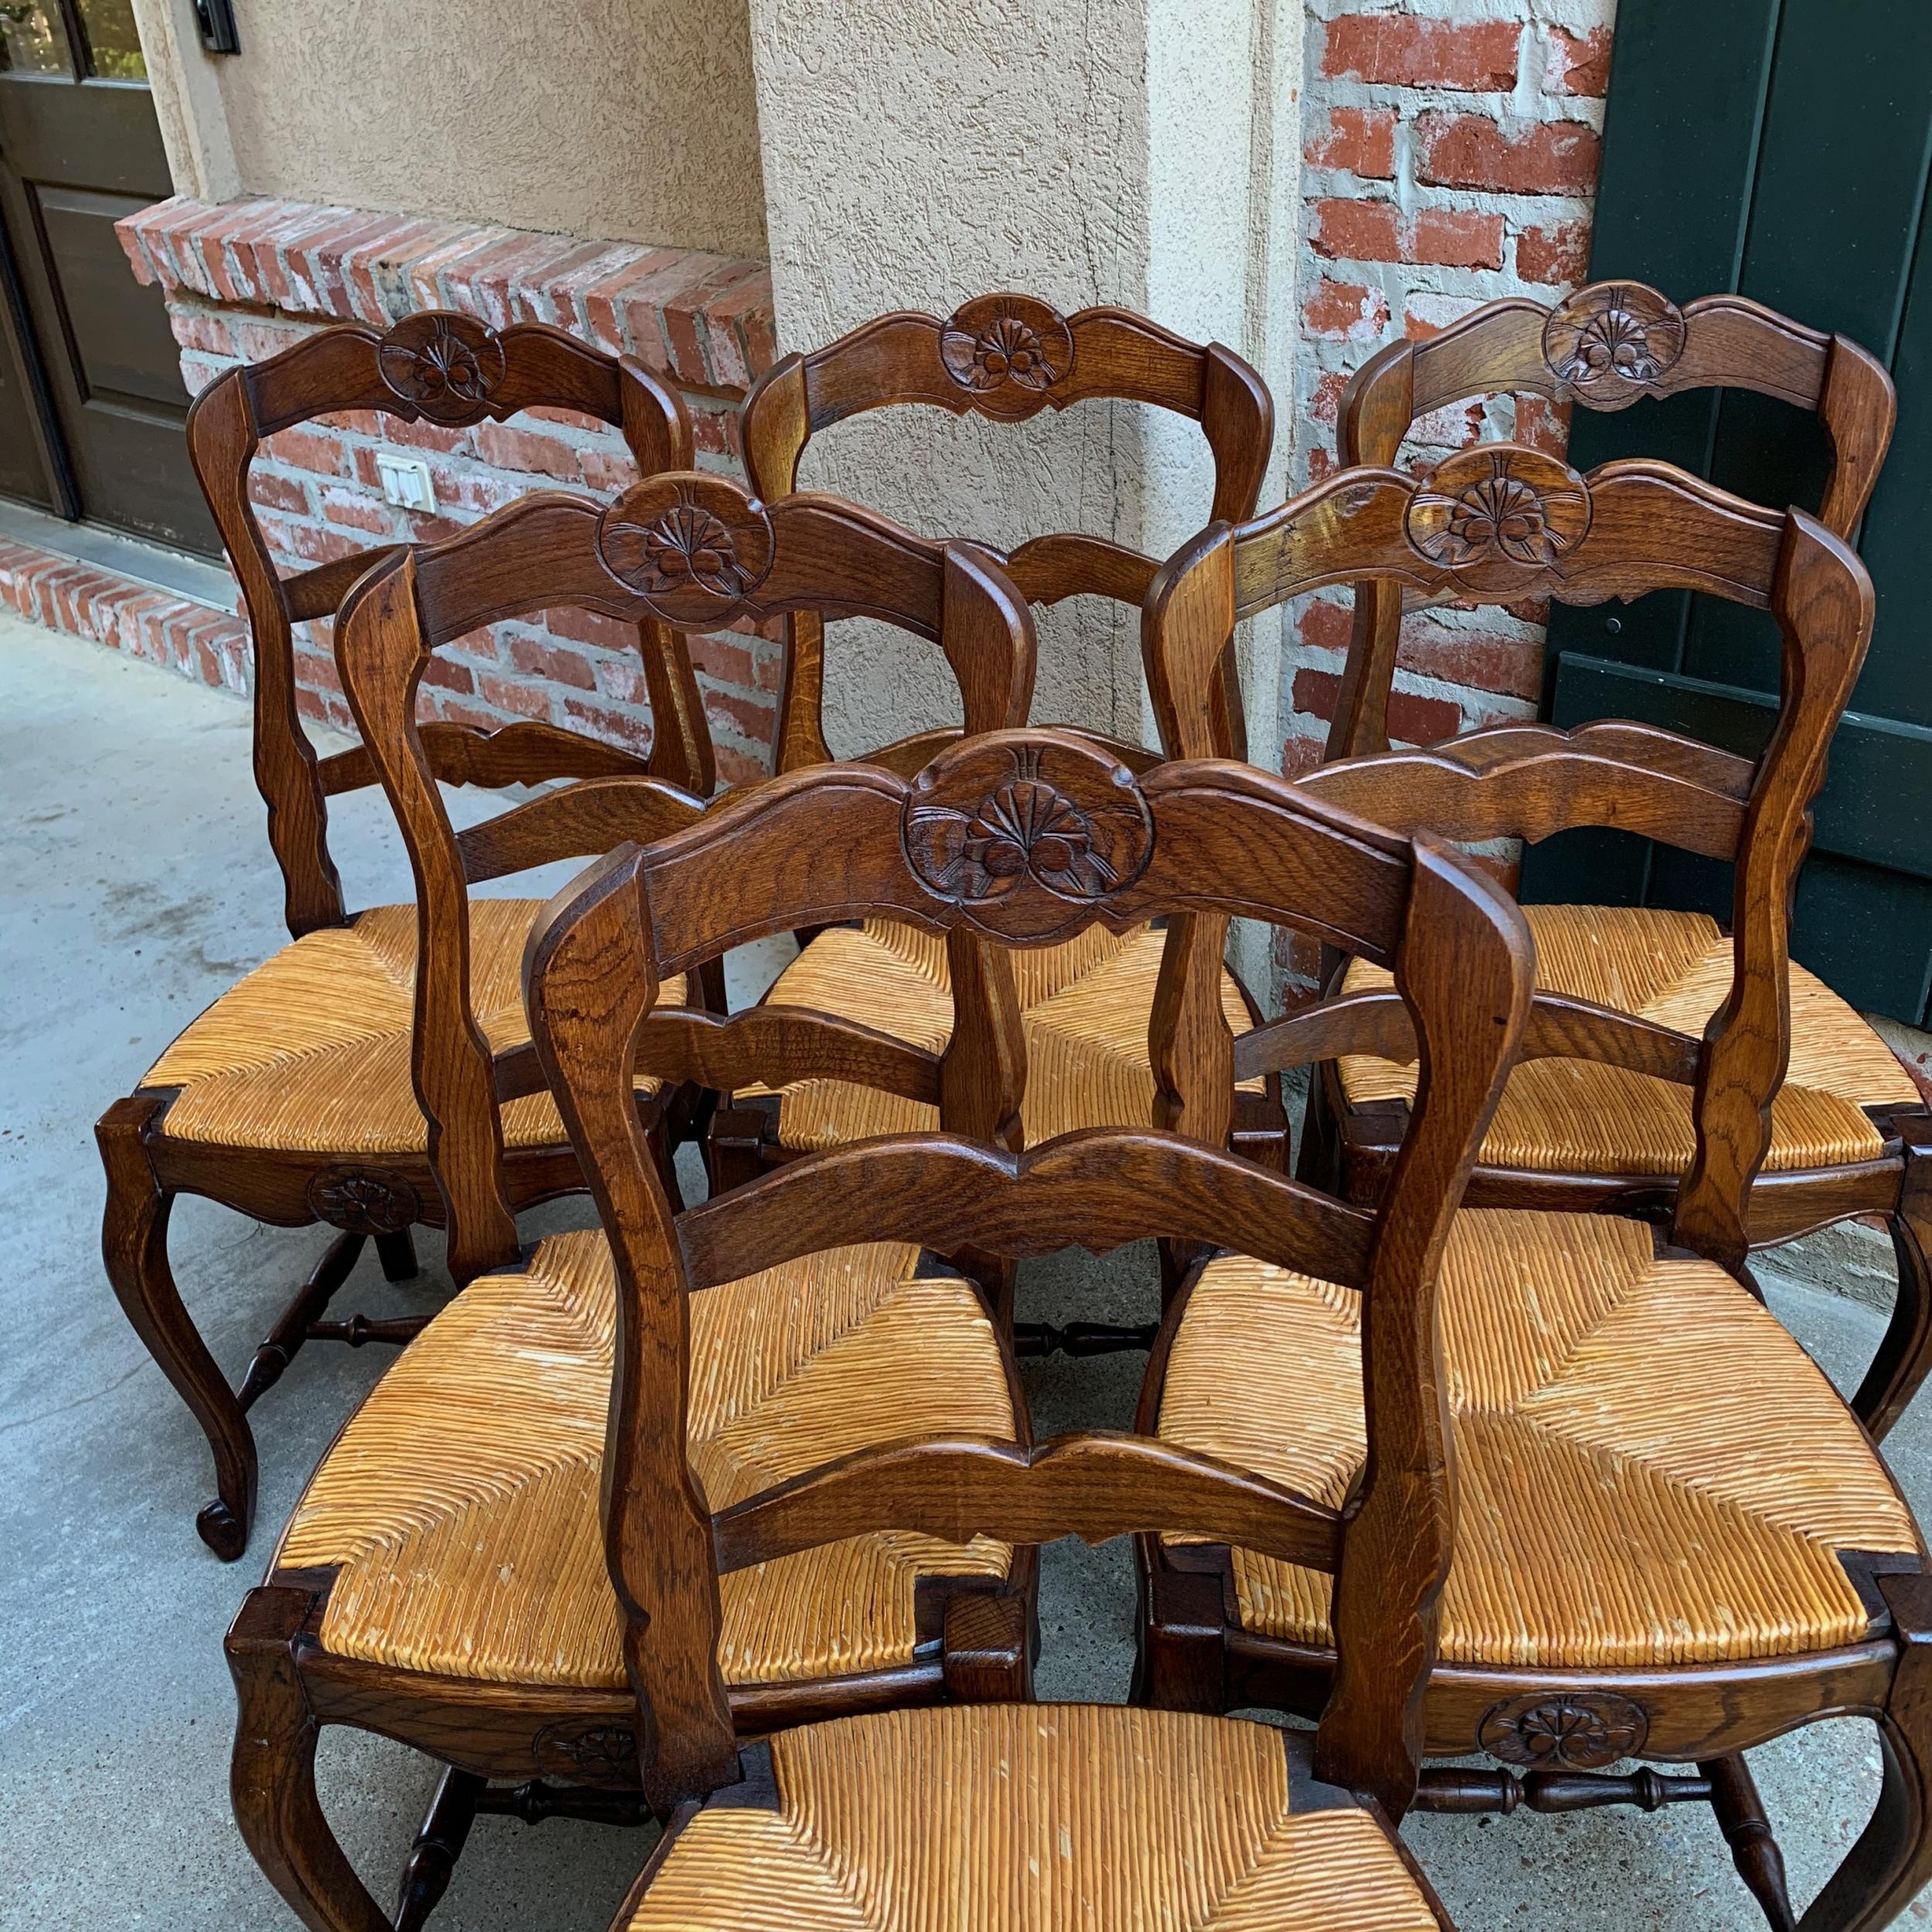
[228, 1587, 392, 1932]
[97, 1093, 256, 1559]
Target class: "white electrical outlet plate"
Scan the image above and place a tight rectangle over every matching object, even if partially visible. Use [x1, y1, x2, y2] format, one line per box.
[373, 451, 437, 514]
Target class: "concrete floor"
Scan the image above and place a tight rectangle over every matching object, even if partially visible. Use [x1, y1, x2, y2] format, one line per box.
[5, 614, 1932, 1929]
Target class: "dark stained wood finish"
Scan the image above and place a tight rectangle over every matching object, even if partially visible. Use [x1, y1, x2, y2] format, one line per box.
[220, 519, 1043, 1927]
[1145, 451, 1873, 1281]
[334, 475, 1038, 1287]
[1138, 446, 1932, 1932]
[1318, 286, 1930, 1455]
[97, 315, 720, 1560]
[743, 295, 1274, 771]
[466, 726, 1534, 1838]
[1137, 449, 1932, 1929]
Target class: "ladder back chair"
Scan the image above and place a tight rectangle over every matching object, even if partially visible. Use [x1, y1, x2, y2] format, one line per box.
[223, 723, 1536, 1932]
[95, 312, 713, 1560]
[221, 483, 1042, 1931]
[713, 297, 1285, 1253]
[1321, 285, 1928, 1400]
[1139, 455, 1932, 1932]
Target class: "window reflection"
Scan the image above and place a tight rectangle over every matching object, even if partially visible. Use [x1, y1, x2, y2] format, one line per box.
[0, 2, 70, 75]
[77, 0, 145, 79]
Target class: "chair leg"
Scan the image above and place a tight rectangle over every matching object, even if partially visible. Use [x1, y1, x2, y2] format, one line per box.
[375, 1230, 420, 1284]
[393, 1767, 486, 1932]
[1800, 1571, 1932, 1931]
[97, 1095, 256, 1560]
[228, 1587, 392, 1932]
[1702, 1753, 1796, 1932]
[1852, 1155, 1932, 1443]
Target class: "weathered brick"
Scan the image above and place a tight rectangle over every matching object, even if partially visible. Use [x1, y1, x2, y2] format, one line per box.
[561, 694, 654, 757]
[1397, 616, 1542, 700]
[546, 604, 640, 655]
[1311, 198, 1402, 263]
[262, 427, 348, 478]
[1304, 107, 1397, 179]
[475, 671, 554, 721]
[473, 422, 585, 483]
[1417, 114, 1602, 196]
[319, 486, 397, 536]
[1546, 26, 1612, 97]
[248, 471, 310, 516]
[1411, 207, 1506, 270]
[1303, 279, 1391, 343]
[420, 653, 477, 696]
[1403, 291, 1487, 342]
[1321, 14, 1521, 91]
[1516, 220, 1592, 287]
[505, 633, 598, 690]
[1514, 394, 1572, 457]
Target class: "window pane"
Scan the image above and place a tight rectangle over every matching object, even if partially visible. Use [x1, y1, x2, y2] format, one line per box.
[76, 0, 144, 78]
[0, 2, 72, 74]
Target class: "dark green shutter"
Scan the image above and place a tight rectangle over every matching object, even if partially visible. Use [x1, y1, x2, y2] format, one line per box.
[1522, 0, 1932, 1026]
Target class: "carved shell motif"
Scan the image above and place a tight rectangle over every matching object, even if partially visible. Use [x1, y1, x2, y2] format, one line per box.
[597, 475, 777, 625]
[940, 295, 1076, 420]
[1543, 281, 1687, 403]
[1478, 1692, 1650, 1771]
[377, 311, 507, 423]
[305, 1167, 421, 1236]
[1406, 446, 1593, 594]
[904, 736, 1154, 942]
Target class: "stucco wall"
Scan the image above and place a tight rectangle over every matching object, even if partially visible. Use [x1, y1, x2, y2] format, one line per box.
[746, 0, 1299, 772]
[132, 0, 767, 257]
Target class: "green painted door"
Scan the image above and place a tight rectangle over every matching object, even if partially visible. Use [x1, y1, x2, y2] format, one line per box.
[1525, 0, 1932, 1027]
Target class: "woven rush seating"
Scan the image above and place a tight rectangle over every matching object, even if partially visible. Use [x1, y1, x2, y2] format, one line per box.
[1155, 1208, 1922, 1668]
[750, 920, 1260, 1150]
[617, 1706, 1443, 1932]
[1336, 904, 1920, 1175]
[144, 900, 687, 1155]
[273, 1228, 1015, 1689]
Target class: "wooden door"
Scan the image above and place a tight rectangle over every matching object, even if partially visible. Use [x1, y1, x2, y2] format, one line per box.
[1526, 0, 1932, 1028]
[0, 1, 216, 550]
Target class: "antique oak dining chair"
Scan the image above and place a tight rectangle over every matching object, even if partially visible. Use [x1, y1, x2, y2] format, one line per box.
[1315, 282, 1928, 1433]
[711, 297, 1285, 1245]
[220, 480, 1042, 1930]
[95, 312, 716, 1559]
[1138, 453, 1932, 1930]
[223, 722, 1535, 1932]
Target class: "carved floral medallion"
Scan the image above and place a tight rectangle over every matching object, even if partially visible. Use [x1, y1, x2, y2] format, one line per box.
[1478, 1692, 1650, 1771]
[305, 1167, 421, 1236]
[377, 312, 507, 423]
[533, 1721, 641, 1785]
[940, 295, 1076, 420]
[903, 736, 1154, 942]
[1406, 447, 1593, 593]
[1543, 281, 1687, 402]
[597, 476, 777, 624]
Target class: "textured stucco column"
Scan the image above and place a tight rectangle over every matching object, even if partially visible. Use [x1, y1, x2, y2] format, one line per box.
[747, 0, 1300, 997]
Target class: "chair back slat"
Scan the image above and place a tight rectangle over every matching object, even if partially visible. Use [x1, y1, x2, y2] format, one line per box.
[676, 1131, 1378, 1293]
[525, 726, 1534, 1815]
[186, 311, 709, 936]
[711, 1434, 1344, 1579]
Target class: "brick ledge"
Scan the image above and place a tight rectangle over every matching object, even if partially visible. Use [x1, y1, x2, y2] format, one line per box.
[0, 535, 248, 692]
[117, 196, 776, 397]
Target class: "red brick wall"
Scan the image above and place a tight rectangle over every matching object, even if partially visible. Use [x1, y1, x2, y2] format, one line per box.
[1287, 0, 1616, 784]
[115, 196, 782, 784]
